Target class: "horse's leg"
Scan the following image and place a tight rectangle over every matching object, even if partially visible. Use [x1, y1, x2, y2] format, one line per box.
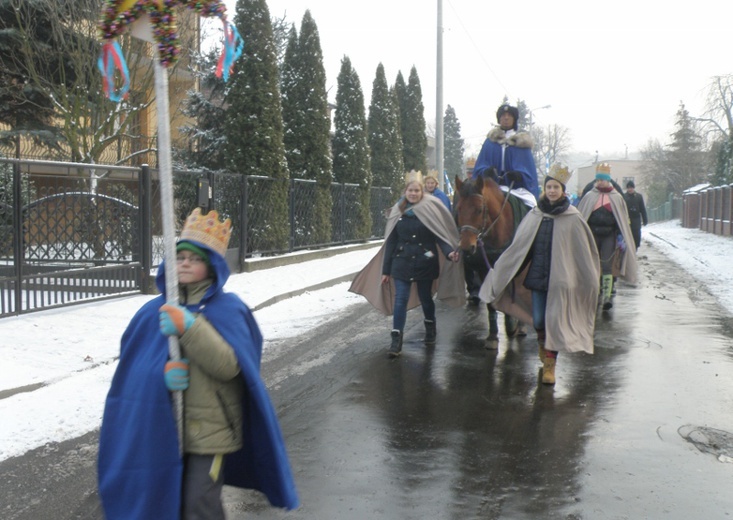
[504, 313, 519, 337]
[486, 303, 499, 350]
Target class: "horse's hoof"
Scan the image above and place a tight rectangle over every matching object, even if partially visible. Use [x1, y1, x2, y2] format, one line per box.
[485, 337, 499, 350]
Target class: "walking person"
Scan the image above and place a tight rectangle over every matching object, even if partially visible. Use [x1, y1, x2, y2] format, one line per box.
[424, 171, 452, 211]
[623, 180, 648, 250]
[98, 208, 298, 519]
[577, 163, 638, 310]
[479, 164, 600, 385]
[350, 171, 464, 357]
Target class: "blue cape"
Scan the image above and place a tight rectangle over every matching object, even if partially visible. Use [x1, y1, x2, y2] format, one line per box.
[472, 137, 539, 197]
[98, 241, 299, 519]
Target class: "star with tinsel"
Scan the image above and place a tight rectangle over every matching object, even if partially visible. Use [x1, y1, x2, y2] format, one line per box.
[98, 0, 243, 101]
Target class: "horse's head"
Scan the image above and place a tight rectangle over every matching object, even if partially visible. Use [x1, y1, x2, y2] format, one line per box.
[454, 175, 487, 255]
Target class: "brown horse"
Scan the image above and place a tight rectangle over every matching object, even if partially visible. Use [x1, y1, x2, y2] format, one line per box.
[454, 171, 529, 348]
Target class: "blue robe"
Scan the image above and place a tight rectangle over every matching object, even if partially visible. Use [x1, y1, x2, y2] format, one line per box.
[472, 132, 539, 198]
[98, 241, 299, 519]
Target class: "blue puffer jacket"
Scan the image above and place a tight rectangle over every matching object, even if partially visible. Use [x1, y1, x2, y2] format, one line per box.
[382, 211, 453, 281]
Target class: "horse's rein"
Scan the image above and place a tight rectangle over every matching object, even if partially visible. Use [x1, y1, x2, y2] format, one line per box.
[459, 181, 515, 241]
[458, 181, 515, 271]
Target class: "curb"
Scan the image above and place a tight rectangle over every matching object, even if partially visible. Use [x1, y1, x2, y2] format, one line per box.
[248, 240, 381, 311]
[242, 240, 382, 272]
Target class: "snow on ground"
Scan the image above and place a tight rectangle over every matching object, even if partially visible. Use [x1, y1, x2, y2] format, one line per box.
[0, 220, 731, 461]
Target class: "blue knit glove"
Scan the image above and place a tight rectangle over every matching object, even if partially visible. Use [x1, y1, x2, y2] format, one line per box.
[616, 233, 626, 252]
[159, 304, 195, 336]
[164, 358, 189, 391]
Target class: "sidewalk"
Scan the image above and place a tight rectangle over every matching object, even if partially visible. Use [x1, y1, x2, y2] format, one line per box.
[0, 242, 381, 398]
[0, 241, 382, 461]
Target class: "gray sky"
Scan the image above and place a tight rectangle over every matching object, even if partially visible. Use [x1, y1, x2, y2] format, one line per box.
[223, 0, 733, 160]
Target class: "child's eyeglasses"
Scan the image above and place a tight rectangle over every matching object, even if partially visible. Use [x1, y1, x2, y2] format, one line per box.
[176, 254, 205, 264]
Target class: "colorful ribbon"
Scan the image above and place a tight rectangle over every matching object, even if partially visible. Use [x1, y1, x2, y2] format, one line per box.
[215, 21, 244, 82]
[97, 41, 130, 102]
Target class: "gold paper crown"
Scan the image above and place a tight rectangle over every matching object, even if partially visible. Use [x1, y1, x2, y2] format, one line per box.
[548, 163, 572, 186]
[595, 163, 611, 174]
[179, 208, 232, 257]
[405, 170, 423, 185]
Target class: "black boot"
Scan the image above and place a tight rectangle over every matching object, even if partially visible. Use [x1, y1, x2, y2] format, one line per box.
[424, 320, 436, 345]
[388, 330, 403, 357]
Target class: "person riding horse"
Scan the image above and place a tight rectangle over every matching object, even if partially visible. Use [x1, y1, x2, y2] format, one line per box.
[467, 103, 538, 305]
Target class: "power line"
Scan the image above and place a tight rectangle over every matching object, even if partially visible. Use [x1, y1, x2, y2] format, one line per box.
[445, 0, 511, 96]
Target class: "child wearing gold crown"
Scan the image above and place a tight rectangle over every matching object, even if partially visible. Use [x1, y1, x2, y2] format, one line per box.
[98, 208, 298, 518]
[577, 163, 638, 310]
[479, 164, 600, 385]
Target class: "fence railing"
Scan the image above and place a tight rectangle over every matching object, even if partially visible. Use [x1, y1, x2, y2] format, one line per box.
[0, 158, 395, 317]
[648, 193, 682, 223]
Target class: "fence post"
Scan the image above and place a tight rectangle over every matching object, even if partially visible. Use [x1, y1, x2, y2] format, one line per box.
[289, 178, 295, 253]
[12, 156, 22, 315]
[341, 183, 346, 245]
[239, 176, 248, 272]
[140, 164, 153, 294]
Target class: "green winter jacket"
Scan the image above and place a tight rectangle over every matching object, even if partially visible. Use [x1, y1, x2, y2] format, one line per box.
[178, 279, 244, 454]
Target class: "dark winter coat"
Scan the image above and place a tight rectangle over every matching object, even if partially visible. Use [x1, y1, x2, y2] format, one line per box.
[382, 211, 453, 281]
[524, 197, 571, 292]
[587, 204, 618, 237]
[624, 191, 648, 225]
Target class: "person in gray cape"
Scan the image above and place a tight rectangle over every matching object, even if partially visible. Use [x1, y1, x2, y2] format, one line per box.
[479, 164, 600, 385]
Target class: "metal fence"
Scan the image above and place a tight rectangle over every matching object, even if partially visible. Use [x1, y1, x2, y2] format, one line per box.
[0, 158, 394, 317]
[647, 193, 682, 223]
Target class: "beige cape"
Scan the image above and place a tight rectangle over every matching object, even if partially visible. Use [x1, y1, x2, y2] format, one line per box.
[479, 205, 600, 353]
[349, 193, 466, 315]
[577, 187, 639, 284]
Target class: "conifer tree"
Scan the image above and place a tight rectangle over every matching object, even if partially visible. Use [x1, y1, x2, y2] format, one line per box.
[281, 11, 332, 243]
[397, 66, 428, 174]
[225, 0, 289, 251]
[332, 57, 372, 239]
[444, 105, 465, 182]
[368, 63, 403, 196]
[177, 48, 227, 171]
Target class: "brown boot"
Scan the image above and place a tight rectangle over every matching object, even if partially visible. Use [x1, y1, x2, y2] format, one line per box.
[536, 329, 546, 363]
[542, 357, 556, 385]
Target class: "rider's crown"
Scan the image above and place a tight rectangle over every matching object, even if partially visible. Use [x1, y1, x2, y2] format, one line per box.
[179, 208, 232, 257]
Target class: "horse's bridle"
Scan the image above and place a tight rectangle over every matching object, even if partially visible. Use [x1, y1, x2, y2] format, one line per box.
[458, 182, 515, 270]
[458, 181, 514, 241]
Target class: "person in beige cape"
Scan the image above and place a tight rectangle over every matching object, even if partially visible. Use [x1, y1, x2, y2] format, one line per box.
[479, 164, 600, 385]
[349, 173, 464, 357]
[577, 163, 638, 310]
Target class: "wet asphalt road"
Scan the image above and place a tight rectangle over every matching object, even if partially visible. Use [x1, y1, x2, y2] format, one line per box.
[3, 242, 733, 519]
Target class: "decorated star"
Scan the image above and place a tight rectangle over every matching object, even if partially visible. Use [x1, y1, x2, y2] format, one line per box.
[98, 0, 243, 101]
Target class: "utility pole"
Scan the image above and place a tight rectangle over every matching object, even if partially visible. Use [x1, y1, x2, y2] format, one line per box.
[435, 0, 444, 189]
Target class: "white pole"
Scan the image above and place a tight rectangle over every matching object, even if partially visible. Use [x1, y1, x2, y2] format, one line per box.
[154, 58, 184, 456]
[436, 0, 444, 189]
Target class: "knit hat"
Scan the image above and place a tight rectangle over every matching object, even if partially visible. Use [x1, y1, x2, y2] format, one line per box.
[595, 163, 612, 181]
[626, 180, 635, 188]
[545, 163, 572, 191]
[176, 241, 210, 265]
[496, 104, 519, 130]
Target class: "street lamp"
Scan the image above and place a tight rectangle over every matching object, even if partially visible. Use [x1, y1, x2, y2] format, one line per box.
[528, 104, 551, 128]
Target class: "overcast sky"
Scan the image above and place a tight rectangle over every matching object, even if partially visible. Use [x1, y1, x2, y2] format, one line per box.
[222, 0, 733, 161]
